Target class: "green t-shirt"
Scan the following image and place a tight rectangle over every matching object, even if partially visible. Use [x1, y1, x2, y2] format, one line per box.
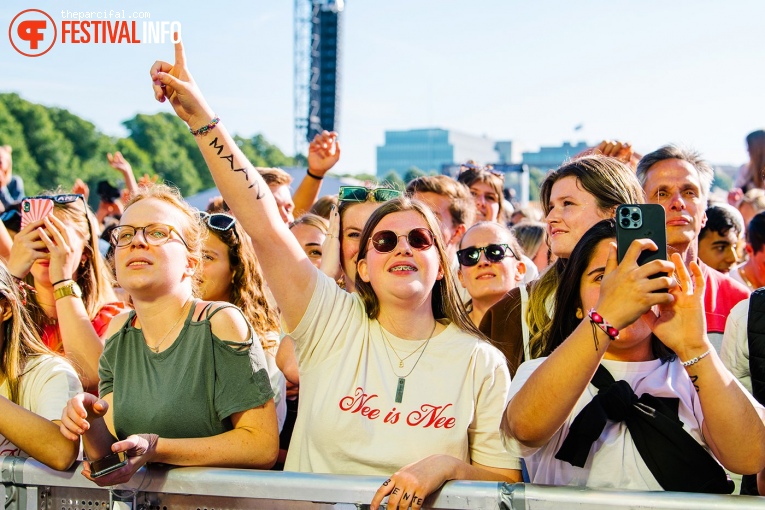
[99, 302, 274, 440]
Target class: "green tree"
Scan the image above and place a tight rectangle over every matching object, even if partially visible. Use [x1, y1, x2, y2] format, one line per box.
[403, 166, 425, 184]
[0, 98, 41, 194]
[381, 170, 405, 191]
[712, 168, 733, 192]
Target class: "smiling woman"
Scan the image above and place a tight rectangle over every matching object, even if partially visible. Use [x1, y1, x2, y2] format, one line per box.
[147, 40, 521, 509]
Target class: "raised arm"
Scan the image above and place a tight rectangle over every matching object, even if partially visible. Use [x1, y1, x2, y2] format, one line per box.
[149, 40, 316, 331]
[107, 152, 139, 199]
[503, 241, 675, 447]
[292, 131, 340, 215]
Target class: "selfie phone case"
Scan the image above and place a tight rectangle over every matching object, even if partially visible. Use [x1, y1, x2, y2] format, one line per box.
[20, 198, 54, 229]
[90, 451, 128, 478]
[616, 203, 668, 266]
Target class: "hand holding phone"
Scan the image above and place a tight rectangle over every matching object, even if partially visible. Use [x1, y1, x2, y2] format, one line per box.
[20, 198, 54, 230]
[89, 451, 128, 478]
[616, 204, 668, 291]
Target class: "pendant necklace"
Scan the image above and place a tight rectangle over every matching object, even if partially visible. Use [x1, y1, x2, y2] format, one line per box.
[147, 297, 192, 353]
[379, 321, 437, 404]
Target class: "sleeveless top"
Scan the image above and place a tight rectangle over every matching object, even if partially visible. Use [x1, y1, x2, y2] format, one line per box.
[98, 301, 274, 440]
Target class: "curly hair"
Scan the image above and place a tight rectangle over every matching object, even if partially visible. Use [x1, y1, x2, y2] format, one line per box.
[205, 221, 280, 349]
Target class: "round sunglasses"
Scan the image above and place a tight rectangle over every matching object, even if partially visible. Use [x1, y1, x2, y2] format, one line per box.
[457, 244, 519, 267]
[369, 228, 434, 253]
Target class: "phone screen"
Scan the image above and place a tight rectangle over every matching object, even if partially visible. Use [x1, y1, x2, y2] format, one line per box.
[90, 451, 128, 478]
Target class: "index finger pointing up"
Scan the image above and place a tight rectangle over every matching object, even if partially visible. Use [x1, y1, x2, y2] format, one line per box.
[174, 34, 186, 67]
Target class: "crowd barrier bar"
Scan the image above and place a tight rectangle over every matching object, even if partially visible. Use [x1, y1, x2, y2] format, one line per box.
[3, 457, 765, 510]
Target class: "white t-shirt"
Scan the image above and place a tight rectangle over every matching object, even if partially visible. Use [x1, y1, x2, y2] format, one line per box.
[503, 357, 712, 490]
[263, 331, 287, 433]
[284, 272, 519, 475]
[0, 354, 82, 458]
[721, 299, 752, 394]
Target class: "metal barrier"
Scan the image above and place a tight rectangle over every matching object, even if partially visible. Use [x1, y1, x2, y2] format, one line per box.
[3, 457, 765, 510]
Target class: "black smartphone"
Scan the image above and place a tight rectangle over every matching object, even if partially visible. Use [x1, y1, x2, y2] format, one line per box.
[616, 204, 668, 291]
[90, 451, 128, 478]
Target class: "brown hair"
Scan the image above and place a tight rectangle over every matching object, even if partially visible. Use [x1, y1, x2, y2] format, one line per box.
[309, 195, 338, 220]
[457, 165, 505, 222]
[746, 130, 765, 190]
[355, 197, 485, 340]
[406, 175, 476, 227]
[258, 167, 293, 187]
[205, 221, 280, 348]
[290, 213, 329, 234]
[528, 156, 645, 358]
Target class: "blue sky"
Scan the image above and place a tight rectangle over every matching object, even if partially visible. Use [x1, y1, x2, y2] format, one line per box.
[3, 1, 764, 175]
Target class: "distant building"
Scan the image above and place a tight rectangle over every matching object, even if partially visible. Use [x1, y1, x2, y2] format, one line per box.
[376, 128, 503, 177]
[521, 141, 589, 171]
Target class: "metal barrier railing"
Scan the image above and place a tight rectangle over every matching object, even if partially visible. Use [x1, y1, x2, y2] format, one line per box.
[3, 457, 765, 510]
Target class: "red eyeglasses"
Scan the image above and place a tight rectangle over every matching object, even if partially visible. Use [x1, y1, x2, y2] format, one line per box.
[369, 228, 435, 253]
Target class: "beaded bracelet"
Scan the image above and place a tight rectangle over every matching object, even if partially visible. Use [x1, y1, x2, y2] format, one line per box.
[189, 116, 220, 136]
[680, 349, 711, 367]
[588, 308, 619, 351]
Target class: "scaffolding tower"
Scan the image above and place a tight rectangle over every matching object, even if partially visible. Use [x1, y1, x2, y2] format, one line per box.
[294, 0, 344, 156]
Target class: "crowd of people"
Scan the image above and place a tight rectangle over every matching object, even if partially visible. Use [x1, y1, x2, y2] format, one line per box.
[2, 39, 765, 507]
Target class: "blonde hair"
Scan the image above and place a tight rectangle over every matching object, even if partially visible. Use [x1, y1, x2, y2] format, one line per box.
[290, 213, 329, 234]
[1, 265, 64, 404]
[528, 156, 644, 357]
[121, 184, 204, 294]
[26, 192, 118, 350]
[258, 167, 293, 187]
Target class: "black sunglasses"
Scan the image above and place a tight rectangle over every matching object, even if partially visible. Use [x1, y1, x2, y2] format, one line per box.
[370, 228, 434, 253]
[199, 211, 236, 232]
[457, 244, 519, 267]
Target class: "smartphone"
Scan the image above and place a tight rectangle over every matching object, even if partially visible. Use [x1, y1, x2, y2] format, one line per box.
[616, 204, 668, 273]
[20, 198, 54, 229]
[89, 451, 128, 478]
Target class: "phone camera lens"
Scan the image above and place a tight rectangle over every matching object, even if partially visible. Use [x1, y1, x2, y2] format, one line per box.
[621, 218, 630, 228]
[620, 208, 630, 217]
[631, 212, 640, 221]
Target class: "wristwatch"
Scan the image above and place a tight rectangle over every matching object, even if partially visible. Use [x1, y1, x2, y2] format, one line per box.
[53, 281, 82, 301]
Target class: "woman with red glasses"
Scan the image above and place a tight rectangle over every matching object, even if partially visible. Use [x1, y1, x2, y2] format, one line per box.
[457, 222, 526, 327]
[148, 40, 520, 508]
[6, 193, 126, 393]
[59, 184, 278, 485]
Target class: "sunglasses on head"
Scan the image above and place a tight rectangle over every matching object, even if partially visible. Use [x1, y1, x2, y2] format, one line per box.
[199, 211, 236, 232]
[338, 186, 402, 203]
[457, 244, 519, 267]
[369, 228, 434, 253]
[30, 194, 85, 204]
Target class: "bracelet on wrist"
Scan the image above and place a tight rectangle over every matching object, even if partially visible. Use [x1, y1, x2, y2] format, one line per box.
[189, 116, 219, 136]
[306, 168, 324, 180]
[588, 308, 619, 351]
[52, 278, 72, 287]
[680, 349, 711, 367]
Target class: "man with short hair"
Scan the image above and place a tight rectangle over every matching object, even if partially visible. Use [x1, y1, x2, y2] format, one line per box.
[636, 145, 750, 351]
[698, 203, 745, 274]
[406, 175, 475, 263]
[258, 167, 295, 224]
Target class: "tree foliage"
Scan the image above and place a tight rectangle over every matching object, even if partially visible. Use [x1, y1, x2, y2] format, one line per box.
[0, 94, 302, 199]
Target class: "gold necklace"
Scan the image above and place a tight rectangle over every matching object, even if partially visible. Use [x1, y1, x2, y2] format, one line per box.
[379, 321, 437, 404]
[147, 298, 192, 353]
[738, 266, 757, 291]
[380, 327, 429, 368]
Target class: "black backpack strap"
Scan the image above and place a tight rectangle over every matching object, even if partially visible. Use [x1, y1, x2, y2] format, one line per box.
[555, 364, 733, 494]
